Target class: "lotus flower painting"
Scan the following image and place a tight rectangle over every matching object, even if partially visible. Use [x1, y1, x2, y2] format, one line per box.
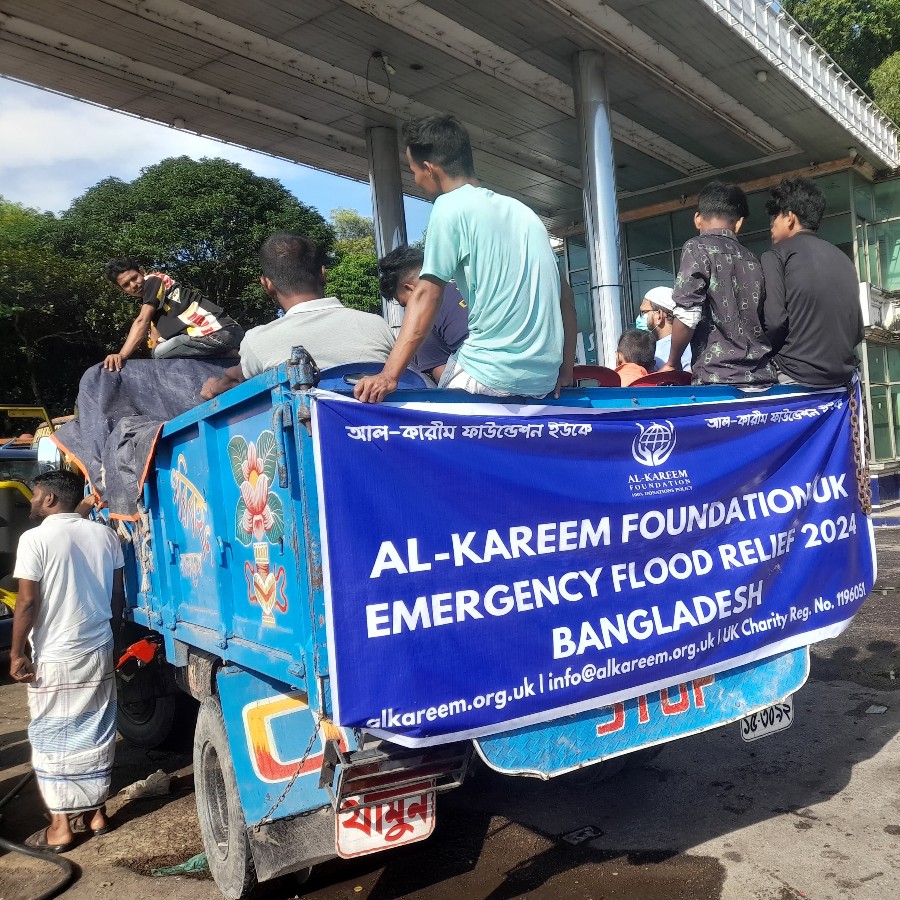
[228, 431, 286, 546]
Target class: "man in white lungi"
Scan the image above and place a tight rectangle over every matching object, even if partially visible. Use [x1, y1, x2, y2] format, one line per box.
[11, 470, 124, 852]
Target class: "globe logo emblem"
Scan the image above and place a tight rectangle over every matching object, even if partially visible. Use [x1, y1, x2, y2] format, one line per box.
[632, 420, 676, 467]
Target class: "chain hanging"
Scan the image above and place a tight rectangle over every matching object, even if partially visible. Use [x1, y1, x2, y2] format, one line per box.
[252, 717, 321, 831]
[848, 383, 872, 515]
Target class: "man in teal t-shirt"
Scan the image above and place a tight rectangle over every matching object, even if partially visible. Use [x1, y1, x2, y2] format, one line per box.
[353, 115, 576, 403]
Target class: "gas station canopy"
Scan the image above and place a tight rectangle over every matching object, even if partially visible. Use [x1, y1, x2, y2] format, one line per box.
[1, 0, 898, 229]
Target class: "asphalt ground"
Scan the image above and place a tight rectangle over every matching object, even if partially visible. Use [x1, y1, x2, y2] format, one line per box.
[1, 529, 899, 900]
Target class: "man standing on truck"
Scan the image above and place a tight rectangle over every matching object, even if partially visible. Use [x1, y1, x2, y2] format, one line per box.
[199, 233, 395, 399]
[353, 115, 577, 403]
[103, 257, 244, 371]
[11, 470, 125, 852]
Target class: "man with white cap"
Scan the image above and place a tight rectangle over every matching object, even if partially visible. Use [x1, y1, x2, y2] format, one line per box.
[636, 286, 692, 373]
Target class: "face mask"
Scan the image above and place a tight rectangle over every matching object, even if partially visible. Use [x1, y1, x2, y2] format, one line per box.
[635, 313, 651, 332]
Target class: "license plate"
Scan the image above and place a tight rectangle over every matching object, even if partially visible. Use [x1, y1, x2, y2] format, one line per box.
[336, 781, 436, 859]
[740, 696, 793, 742]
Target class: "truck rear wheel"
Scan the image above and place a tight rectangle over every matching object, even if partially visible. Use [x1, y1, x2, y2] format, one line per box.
[116, 624, 195, 749]
[194, 696, 258, 900]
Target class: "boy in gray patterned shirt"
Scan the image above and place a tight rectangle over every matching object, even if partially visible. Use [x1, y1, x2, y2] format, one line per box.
[661, 181, 775, 386]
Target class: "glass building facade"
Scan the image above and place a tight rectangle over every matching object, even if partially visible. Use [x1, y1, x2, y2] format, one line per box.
[564, 170, 900, 471]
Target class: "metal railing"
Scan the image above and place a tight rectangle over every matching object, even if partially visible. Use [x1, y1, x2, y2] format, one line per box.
[699, 0, 900, 167]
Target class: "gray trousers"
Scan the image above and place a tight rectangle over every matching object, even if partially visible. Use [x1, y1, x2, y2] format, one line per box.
[152, 324, 243, 359]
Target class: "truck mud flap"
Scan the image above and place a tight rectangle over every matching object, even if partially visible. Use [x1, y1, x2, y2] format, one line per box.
[474, 647, 809, 779]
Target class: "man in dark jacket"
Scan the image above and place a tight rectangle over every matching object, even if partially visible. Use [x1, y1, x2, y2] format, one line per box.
[760, 177, 863, 387]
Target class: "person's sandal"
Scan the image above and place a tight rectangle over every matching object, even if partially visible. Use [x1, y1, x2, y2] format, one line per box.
[24, 826, 74, 853]
[69, 809, 111, 836]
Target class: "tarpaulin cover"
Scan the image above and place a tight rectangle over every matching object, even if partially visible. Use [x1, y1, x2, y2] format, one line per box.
[53, 359, 232, 519]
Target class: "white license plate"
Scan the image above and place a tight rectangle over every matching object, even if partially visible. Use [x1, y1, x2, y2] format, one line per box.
[740, 696, 794, 742]
[336, 781, 436, 859]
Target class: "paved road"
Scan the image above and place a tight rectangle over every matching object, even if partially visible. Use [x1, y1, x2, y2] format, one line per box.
[1, 531, 898, 900]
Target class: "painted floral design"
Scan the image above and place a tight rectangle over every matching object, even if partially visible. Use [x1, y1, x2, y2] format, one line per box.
[228, 431, 285, 546]
[239, 442, 273, 540]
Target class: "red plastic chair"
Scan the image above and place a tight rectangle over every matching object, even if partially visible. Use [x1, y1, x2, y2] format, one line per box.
[572, 365, 621, 387]
[630, 370, 693, 387]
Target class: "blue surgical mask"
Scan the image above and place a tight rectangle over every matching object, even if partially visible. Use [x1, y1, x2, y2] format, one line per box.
[635, 313, 651, 332]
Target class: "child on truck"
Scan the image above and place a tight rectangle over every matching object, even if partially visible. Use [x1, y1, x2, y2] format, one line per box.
[615, 329, 656, 386]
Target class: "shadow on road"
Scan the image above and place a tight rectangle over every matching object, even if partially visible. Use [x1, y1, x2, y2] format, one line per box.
[284, 631, 900, 899]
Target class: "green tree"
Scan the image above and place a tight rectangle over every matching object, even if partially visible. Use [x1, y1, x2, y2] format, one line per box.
[0, 241, 104, 409]
[330, 206, 376, 255]
[0, 197, 56, 247]
[55, 156, 335, 328]
[325, 207, 381, 312]
[326, 252, 381, 314]
[870, 52, 900, 123]
[784, 1, 900, 90]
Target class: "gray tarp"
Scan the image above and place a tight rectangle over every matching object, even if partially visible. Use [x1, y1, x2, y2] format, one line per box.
[53, 359, 232, 518]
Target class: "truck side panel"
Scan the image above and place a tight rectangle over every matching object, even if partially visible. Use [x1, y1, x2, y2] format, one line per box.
[216, 664, 354, 825]
[149, 381, 317, 692]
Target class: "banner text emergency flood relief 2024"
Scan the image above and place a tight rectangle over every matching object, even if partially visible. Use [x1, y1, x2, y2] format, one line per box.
[311, 390, 875, 745]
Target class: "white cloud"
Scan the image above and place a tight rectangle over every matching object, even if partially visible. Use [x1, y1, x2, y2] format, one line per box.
[0, 78, 430, 237]
[0, 79, 307, 210]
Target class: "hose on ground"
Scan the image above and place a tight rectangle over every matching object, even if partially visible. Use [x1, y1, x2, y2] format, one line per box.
[0, 769, 77, 900]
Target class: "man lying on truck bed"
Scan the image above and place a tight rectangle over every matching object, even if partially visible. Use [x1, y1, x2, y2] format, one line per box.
[200, 233, 395, 400]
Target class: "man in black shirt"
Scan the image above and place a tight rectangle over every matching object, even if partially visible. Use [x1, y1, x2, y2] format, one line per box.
[760, 177, 863, 388]
[102, 258, 243, 371]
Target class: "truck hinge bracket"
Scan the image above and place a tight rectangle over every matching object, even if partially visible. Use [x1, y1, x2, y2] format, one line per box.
[286, 345, 320, 392]
[271, 402, 291, 488]
[318, 738, 347, 792]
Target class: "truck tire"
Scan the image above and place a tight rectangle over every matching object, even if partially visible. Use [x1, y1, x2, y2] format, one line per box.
[116, 623, 196, 749]
[117, 688, 179, 749]
[194, 696, 258, 900]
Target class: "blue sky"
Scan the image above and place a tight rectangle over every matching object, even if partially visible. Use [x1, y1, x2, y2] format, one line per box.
[0, 79, 431, 240]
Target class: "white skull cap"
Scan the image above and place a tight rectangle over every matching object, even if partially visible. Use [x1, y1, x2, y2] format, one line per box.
[644, 286, 675, 311]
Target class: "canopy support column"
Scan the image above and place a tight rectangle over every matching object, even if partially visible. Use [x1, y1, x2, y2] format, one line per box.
[571, 51, 625, 367]
[367, 127, 408, 328]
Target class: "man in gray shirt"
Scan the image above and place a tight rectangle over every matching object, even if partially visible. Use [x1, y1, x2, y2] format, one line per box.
[201, 233, 394, 399]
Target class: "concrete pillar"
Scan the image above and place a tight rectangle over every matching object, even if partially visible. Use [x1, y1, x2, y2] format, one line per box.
[367, 127, 409, 329]
[571, 51, 625, 368]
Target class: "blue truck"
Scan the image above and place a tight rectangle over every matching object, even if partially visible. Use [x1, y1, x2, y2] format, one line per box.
[106, 352, 873, 899]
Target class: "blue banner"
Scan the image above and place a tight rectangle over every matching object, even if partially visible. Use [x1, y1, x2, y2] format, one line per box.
[312, 389, 876, 747]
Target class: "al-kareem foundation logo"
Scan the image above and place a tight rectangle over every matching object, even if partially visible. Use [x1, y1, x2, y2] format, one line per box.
[629, 420, 692, 497]
[632, 420, 676, 466]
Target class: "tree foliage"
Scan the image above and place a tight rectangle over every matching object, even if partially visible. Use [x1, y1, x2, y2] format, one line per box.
[784, 1, 900, 93]
[326, 252, 381, 314]
[870, 52, 900, 124]
[0, 221, 106, 409]
[330, 206, 376, 254]
[325, 207, 381, 313]
[55, 157, 335, 326]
